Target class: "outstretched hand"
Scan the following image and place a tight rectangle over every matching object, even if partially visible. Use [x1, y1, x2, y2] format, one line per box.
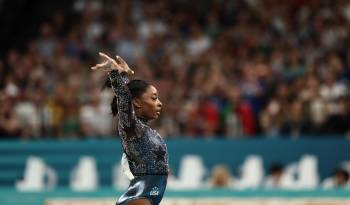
[91, 52, 134, 75]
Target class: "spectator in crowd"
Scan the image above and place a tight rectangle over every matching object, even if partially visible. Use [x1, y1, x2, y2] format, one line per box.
[0, 0, 350, 138]
[209, 164, 234, 188]
[263, 163, 285, 189]
[323, 168, 350, 189]
[0, 94, 22, 138]
[80, 87, 112, 137]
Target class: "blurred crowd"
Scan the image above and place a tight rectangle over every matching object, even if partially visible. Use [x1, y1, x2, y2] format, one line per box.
[206, 163, 350, 190]
[0, 0, 350, 139]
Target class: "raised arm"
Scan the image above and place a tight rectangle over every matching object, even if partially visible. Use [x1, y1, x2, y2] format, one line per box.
[108, 70, 136, 133]
[91, 53, 138, 135]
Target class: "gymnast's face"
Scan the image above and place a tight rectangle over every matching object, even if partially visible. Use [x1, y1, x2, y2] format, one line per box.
[133, 85, 162, 120]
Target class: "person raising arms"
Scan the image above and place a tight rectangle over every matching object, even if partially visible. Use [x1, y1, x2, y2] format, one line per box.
[91, 53, 169, 205]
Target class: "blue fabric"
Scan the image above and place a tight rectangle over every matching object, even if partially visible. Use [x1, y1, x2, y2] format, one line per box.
[108, 70, 169, 175]
[117, 175, 168, 205]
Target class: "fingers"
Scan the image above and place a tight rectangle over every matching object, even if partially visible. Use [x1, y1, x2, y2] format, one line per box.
[91, 61, 108, 70]
[116, 55, 126, 65]
[91, 52, 134, 74]
[128, 69, 135, 75]
[99, 52, 121, 69]
[116, 55, 134, 75]
[99, 52, 115, 62]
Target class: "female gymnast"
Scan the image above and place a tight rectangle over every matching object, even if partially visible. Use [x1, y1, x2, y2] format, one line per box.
[91, 53, 169, 205]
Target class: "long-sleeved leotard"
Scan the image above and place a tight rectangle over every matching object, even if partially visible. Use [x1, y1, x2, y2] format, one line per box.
[108, 70, 169, 176]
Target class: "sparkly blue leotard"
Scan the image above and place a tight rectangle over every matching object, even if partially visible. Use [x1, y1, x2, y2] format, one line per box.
[109, 70, 169, 205]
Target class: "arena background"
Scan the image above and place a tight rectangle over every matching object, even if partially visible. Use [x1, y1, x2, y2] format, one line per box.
[0, 0, 350, 205]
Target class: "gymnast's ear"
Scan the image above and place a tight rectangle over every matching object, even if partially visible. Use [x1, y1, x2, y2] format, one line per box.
[132, 98, 142, 109]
